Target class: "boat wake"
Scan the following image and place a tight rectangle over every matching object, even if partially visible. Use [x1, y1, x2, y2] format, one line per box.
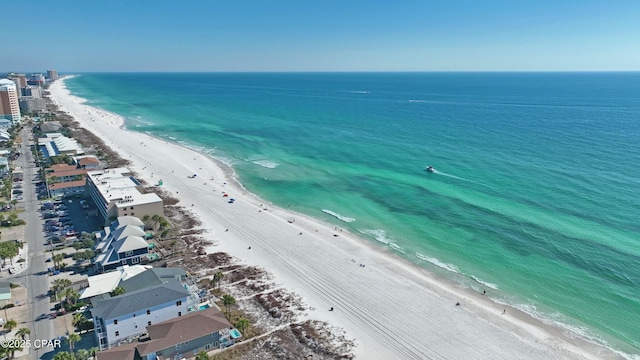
[432, 170, 478, 184]
[322, 209, 355, 223]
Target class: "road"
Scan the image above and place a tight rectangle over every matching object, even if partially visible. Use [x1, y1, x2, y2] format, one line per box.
[12, 126, 55, 359]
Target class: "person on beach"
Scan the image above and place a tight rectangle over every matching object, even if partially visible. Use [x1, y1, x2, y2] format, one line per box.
[502, 309, 506, 314]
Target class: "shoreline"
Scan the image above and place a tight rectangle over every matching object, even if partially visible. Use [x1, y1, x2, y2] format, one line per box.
[48, 76, 628, 359]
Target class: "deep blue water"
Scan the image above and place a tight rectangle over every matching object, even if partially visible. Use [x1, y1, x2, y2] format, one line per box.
[66, 72, 640, 355]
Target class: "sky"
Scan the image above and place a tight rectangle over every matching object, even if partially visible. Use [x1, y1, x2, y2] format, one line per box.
[2, 0, 640, 72]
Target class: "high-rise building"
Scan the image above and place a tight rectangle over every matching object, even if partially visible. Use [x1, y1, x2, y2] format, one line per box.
[47, 69, 59, 81]
[0, 79, 21, 122]
[6, 73, 27, 96]
[22, 86, 43, 98]
[19, 97, 46, 113]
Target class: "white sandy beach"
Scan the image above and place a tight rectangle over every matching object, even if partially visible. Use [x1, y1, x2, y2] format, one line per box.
[48, 77, 623, 360]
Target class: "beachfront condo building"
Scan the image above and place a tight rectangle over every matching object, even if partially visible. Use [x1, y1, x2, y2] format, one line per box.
[47, 69, 59, 81]
[19, 96, 46, 113]
[0, 79, 21, 122]
[85, 168, 164, 225]
[6, 73, 27, 94]
[22, 86, 43, 98]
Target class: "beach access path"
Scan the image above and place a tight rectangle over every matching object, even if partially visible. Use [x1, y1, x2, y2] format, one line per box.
[48, 78, 621, 360]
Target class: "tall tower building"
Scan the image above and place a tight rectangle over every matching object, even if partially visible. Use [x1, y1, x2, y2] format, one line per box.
[0, 79, 21, 123]
[47, 69, 59, 81]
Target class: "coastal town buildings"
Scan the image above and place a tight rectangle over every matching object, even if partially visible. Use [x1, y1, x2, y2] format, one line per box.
[21, 85, 43, 98]
[91, 280, 191, 350]
[38, 133, 84, 157]
[0, 79, 21, 122]
[6, 73, 27, 91]
[19, 96, 47, 113]
[85, 168, 164, 225]
[45, 163, 88, 197]
[79, 265, 151, 300]
[134, 307, 236, 360]
[47, 69, 59, 81]
[75, 155, 101, 170]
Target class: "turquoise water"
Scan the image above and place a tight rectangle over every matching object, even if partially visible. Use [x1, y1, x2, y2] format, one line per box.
[66, 73, 640, 355]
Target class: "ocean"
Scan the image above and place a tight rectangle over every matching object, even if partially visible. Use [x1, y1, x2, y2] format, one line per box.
[65, 72, 640, 356]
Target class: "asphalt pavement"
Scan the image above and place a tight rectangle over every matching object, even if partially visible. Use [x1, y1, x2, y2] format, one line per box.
[15, 127, 55, 360]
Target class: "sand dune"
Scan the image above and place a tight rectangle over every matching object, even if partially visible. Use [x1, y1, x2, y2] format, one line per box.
[48, 78, 622, 360]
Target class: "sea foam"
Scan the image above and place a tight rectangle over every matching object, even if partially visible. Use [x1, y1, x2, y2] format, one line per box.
[415, 253, 460, 274]
[322, 209, 355, 223]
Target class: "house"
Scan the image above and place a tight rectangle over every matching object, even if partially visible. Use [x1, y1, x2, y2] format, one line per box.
[79, 265, 152, 301]
[95, 224, 146, 255]
[95, 342, 137, 360]
[91, 280, 190, 350]
[39, 121, 62, 133]
[135, 307, 238, 360]
[85, 168, 163, 225]
[48, 180, 86, 197]
[75, 155, 101, 170]
[96, 216, 145, 243]
[120, 268, 187, 293]
[0, 282, 11, 307]
[94, 235, 150, 272]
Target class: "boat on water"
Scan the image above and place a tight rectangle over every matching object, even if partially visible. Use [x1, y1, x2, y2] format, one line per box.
[426, 166, 435, 173]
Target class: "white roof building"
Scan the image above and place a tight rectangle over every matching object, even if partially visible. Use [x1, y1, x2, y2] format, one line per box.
[85, 168, 163, 225]
[79, 265, 151, 300]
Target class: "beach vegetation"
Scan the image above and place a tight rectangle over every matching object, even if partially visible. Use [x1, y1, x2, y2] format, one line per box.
[211, 271, 224, 292]
[111, 286, 126, 296]
[195, 351, 211, 360]
[234, 317, 251, 334]
[222, 294, 236, 320]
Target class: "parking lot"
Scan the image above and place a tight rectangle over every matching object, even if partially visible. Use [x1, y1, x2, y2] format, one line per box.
[41, 196, 103, 247]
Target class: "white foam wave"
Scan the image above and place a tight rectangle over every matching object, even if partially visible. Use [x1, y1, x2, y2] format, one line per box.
[168, 136, 177, 141]
[359, 229, 391, 244]
[409, 99, 427, 103]
[251, 159, 279, 169]
[322, 209, 355, 223]
[388, 242, 405, 253]
[348, 90, 370, 94]
[415, 253, 460, 274]
[471, 275, 499, 290]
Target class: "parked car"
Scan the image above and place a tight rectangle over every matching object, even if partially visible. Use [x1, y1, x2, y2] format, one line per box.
[8, 267, 16, 274]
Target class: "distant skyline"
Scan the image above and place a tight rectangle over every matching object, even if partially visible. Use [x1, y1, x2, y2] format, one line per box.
[2, 0, 640, 72]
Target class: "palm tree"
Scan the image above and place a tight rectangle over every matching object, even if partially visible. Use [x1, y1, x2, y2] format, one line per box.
[15, 327, 30, 340]
[67, 333, 81, 353]
[234, 317, 250, 335]
[211, 271, 224, 291]
[73, 313, 85, 328]
[151, 214, 162, 230]
[142, 214, 151, 230]
[75, 348, 90, 360]
[52, 254, 65, 270]
[221, 294, 236, 320]
[89, 346, 99, 359]
[6, 340, 23, 359]
[3, 319, 17, 336]
[52, 278, 72, 301]
[53, 351, 76, 360]
[64, 287, 79, 305]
